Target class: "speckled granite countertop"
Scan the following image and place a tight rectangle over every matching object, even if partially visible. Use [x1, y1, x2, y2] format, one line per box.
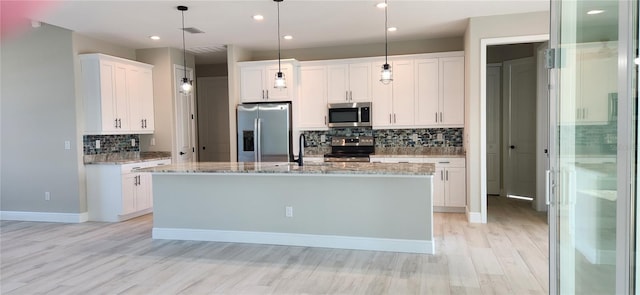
[303, 147, 465, 158]
[84, 151, 171, 165]
[139, 161, 435, 176]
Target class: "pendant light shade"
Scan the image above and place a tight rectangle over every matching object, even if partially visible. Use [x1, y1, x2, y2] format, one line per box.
[380, 0, 393, 84]
[274, 0, 286, 89]
[178, 5, 193, 94]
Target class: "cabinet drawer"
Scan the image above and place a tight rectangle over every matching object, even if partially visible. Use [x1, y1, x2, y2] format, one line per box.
[121, 159, 171, 173]
[424, 158, 465, 168]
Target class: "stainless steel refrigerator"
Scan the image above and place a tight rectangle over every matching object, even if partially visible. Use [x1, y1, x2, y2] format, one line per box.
[237, 102, 293, 162]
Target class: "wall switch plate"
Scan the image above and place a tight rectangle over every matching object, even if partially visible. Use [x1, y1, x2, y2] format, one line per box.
[437, 133, 444, 141]
[95, 140, 101, 149]
[131, 139, 136, 147]
[285, 206, 293, 217]
[411, 134, 419, 141]
[150, 138, 156, 146]
[45, 192, 50, 201]
[64, 140, 71, 150]
[320, 135, 326, 143]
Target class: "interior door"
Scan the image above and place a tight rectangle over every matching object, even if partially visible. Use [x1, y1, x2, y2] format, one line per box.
[503, 57, 536, 199]
[174, 65, 195, 163]
[486, 65, 502, 195]
[550, 0, 621, 294]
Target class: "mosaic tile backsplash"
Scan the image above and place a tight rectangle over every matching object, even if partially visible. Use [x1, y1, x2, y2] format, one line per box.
[83, 134, 140, 155]
[302, 128, 464, 148]
[559, 123, 617, 155]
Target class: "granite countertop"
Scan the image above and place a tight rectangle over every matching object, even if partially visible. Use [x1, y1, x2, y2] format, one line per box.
[138, 161, 435, 176]
[84, 151, 171, 165]
[304, 147, 465, 158]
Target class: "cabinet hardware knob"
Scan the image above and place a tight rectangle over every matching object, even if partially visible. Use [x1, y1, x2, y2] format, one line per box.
[179, 151, 185, 155]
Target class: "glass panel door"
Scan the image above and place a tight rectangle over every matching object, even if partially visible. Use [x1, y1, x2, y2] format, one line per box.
[551, 0, 620, 294]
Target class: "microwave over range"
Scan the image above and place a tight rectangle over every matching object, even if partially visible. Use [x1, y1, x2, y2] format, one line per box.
[327, 102, 371, 128]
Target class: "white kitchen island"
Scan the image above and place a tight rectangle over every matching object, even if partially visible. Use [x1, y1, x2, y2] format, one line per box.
[139, 162, 435, 254]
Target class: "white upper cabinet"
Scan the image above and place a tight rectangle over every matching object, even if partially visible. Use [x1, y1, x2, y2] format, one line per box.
[299, 65, 329, 129]
[373, 58, 415, 127]
[577, 42, 617, 124]
[80, 54, 154, 135]
[414, 56, 464, 127]
[371, 63, 394, 127]
[327, 62, 371, 103]
[239, 60, 298, 103]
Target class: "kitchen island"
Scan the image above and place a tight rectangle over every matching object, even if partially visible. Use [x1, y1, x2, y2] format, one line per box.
[140, 162, 435, 254]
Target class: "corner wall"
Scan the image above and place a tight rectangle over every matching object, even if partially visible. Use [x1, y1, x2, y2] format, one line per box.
[464, 11, 549, 218]
[226, 45, 252, 161]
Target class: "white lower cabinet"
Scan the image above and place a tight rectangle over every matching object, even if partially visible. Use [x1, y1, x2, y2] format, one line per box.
[86, 159, 170, 222]
[371, 157, 466, 211]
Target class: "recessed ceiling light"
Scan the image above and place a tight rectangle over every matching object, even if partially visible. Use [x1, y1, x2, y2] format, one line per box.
[283, 35, 293, 40]
[376, 2, 387, 8]
[253, 14, 264, 21]
[387, 27, 397, 32]
[587, 10, 605, 15]
[149, 35, 160, 40]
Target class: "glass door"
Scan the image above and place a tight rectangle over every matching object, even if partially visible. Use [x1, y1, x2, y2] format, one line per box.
[550, 0, 637, 294]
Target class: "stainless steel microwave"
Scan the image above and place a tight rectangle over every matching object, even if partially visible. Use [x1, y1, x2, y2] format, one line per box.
[327, 102, 372, 128]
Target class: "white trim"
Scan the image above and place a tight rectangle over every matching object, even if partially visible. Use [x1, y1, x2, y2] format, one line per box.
[466, 209, 483, 223]
[480, 34, 549, 224]
[0, 211, 89, 223]
[153, 228, 434, 254]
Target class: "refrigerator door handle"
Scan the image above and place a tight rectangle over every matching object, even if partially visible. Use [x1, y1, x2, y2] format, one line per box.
[253, 118, 259, 161]
[256, 118, 262, 162]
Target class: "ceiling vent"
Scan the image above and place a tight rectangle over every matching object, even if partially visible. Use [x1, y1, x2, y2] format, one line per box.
[182, 27, 204, 34]
[189, 45, 227, 54]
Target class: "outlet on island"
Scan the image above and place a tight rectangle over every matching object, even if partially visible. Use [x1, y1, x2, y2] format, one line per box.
[285, 206, 293, 217]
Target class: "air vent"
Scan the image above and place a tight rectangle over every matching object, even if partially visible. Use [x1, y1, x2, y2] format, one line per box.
[182, 27, 204, 34]
[189, 45, 227, 54]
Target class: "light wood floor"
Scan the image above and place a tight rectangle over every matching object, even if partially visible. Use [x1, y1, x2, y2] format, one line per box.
[1, 197, 548, 294]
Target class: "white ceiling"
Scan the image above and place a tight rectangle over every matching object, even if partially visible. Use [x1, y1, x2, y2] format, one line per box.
[35, 0, 550, 64]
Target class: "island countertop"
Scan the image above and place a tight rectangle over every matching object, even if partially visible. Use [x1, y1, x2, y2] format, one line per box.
[138, 161, 435, 176]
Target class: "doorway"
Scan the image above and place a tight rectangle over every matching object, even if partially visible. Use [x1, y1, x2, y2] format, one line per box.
[485, 42, 548, 212]
[196, 76, 230, 162]
[174, 64, 197, 163]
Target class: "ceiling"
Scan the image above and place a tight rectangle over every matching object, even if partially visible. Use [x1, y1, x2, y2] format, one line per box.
[32, 1, 550, 64]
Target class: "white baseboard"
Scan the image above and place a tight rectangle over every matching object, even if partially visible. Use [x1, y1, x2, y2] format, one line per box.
[0, 211, 89, 223]
[153, 228, 434, 254]
[467, 210, 483, 223]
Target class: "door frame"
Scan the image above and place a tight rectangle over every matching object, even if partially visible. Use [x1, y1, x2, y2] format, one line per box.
[173, 64, 197, 163]
[480, 34, 549, 224]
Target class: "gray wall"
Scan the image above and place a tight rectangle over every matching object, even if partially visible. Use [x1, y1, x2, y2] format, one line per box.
[196, 63, 228, 77]
[1, 24, 82, 213]
[487, 43, 535, 64]
[251, 37, 463, 61]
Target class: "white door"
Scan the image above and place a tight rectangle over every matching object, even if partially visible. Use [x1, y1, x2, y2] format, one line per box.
[174, 65, 196, 163]
[99, 61, 118, 132]
[503, 57, 536, 199]
[486, 65, 501, 195]
[440, 57, 465, 126]
[121, 173, 137, 214]
[390, 59, 414, 126]
[371, 62, 393, 127]
[240, 65, 265, 102]
[299, 66, 328, 129]
[197, 76, 229, 162]
[348, 62, 372, 102]
[266, 64, 292, 100]
[114, 63, 130, 130]
[327, 64, 349, 103]
[433, 167, 446, 207]
[414, 58, 439, 125]
[445, 167, 466, 207]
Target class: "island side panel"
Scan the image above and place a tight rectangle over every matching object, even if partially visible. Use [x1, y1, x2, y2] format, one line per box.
[152, 174, 432, 252]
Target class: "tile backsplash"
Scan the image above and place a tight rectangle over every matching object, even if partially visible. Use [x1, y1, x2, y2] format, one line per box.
[559, 123, 617, 155]
[302, 128, 463, 148]
[83, 134, 140, 155]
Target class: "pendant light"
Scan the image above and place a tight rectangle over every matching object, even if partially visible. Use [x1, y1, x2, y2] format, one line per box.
[178, 5, 192, 93]
[273, 0, 286, 89]
[380, 0, 393, 84]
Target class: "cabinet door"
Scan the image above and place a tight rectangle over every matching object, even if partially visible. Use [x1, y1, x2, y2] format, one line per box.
[579, 45, 616, 124]
[114, 64, 130, 130]
[136, 173, 152, 211]
[391, 59, 415, 126]
[433, 167, 446, 207]
[440, 57, 465, 126]
[371, 62, 393, 127]
[266, 64, 293, 101]
[121, 173, 137, 215]
[299, 66, 328, 129]
[99, 61, 119, 132]
[240, 66, 266, 102]
[139, 69, 155, 132]
[127, 66, 145, 132]
[414, 59, 440, 126]
[327, 64, 349, 103]
[445, 167, 466, 207]
[348, 63, 372, 102]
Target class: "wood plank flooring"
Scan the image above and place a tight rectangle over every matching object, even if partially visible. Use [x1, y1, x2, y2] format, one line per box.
[1, 197, 548, 294]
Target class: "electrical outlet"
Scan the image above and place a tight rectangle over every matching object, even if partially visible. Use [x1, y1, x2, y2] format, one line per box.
[285, 206, 293, 217]
[131, 139, 136, 147]
[45, 192, 50, 201]
[151, 138, 156, 146]
[64, 140, 71, 150]
[320, 134, 326, 143]
[411, 134, 419, 141]
[95, 140, 101, 149]
[437, 133, 444, 141]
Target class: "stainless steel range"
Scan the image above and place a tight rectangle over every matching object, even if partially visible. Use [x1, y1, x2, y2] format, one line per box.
[324, 136, 374, 162]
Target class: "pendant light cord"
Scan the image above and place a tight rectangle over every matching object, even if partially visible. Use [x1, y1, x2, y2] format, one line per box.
[277, 1, 282, 72]
[384, 0, 388, 65]
[181, 8, 187, 80]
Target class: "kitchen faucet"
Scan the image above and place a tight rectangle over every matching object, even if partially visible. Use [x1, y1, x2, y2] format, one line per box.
[297, 134, 306, 166]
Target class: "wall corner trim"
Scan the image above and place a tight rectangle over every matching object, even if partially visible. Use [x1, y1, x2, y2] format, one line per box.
[0, 211, 89, 223]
